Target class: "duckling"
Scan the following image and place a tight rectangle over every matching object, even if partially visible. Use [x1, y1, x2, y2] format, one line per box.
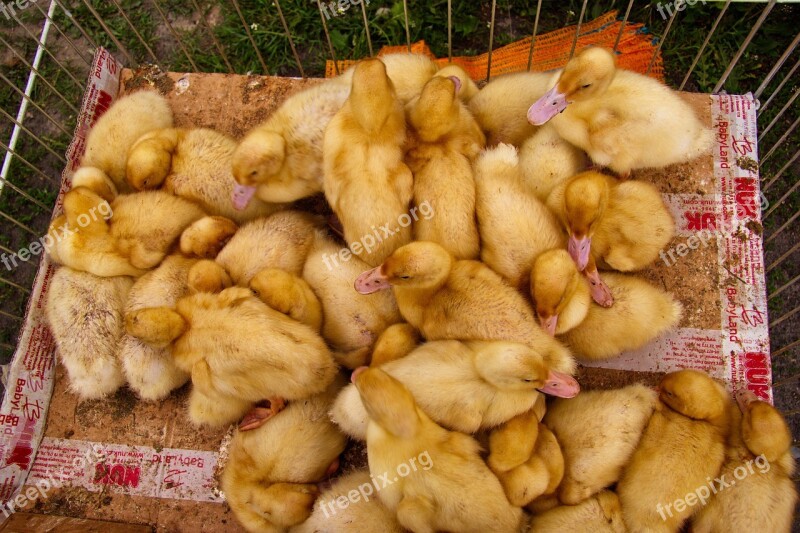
[186, 259, 233, 294]
[519, 123, 586, 202]
[532, 250, 682, 359]
[249, 268, 323, 331]
[487, 407, 565, 507]
[369, 323, 420, 367]
[211, 210, 320, 286]
[331, 340, 579, 439]
[405, 75, 484, 259]
[117, 255, 195, 401]
[45, 187, 148, 278]
[323, 58, 413, 267]
[617, 369, 732, 532]
[528, 46, 713, 178]
[291, 470, 405, 533]
[692, 390, 798, 533]
[71, 166, 118, 202]
[354, 241, 576, 375]
[81, 90, 173, 193]
[109, 190, 207, 270]
[126, 127, 283, 223]
[303, 233, 402, 368]
[222, 376, 347, 533]
[45, 267, 132, 399]
[179, 216, 239, 259]
[543, 384, 658, 504]
[468, 71, 553, 146]
[547, 170, 675, 306]
[474, 144, 565, 289]
[354, 367, 524, 533]
[231, 53, 437, 208]
[125, 286, 338, 427]
[529, 491, 627, 533]
[433, 64, 480, 101]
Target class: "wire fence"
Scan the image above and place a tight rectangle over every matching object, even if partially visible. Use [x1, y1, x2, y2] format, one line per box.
[0, 0, 798, 428]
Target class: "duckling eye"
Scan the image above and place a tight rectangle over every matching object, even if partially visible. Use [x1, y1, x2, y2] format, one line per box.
[582, 83, 592, 89]
[399, 275, 411, 280]
[523, 378, 533, 383]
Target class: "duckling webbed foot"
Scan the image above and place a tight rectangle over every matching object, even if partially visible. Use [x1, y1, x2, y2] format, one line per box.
[585, 268, 614, 307]
[238, 397, 287, 431]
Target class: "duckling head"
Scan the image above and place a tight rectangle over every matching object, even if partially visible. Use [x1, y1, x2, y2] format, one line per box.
[72, 167, 118, 203]
[349, 58, 399, 133]
[527, 46, 616, 125]
[564, 171, 609, 270]
[407, 75, 461, 143]
[353, 367, 421, 438]
[231, 129, 286, 210]
[531, 249, 584, 335]
[658, 369, 729, 422]
[472, 341, 580, 397]
[125, 307, 187, 348]
[736, 389, 791, 462]
[354, 241, 453, 294]
[126, 132, 175, 191]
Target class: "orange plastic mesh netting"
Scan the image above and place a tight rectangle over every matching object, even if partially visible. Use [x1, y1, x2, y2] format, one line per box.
[325, 11, 664, 82]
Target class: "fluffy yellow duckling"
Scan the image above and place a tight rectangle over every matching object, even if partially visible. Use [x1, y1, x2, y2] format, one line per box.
[433, 64, 480, 101]
[692, 390, 798, 533]
[532, 250, 682, 360]
[330, 340, 578, 439]
[45, 187, 148, 278]
[290, 470, 405, 533]
[178, 215, 239, 260]
[529, 491, 627, 533]
[474, 144, 565, 289]
[249, 268, 323, 332]
[528, 46, 713, 178]
[117, 255, 195, 401]
[196, 211, 320, 288]
[81, 90, 173, 193]
[45, 267, 132, 399]
[543, 384, 658, 504]
[369, 323, 420, 367]
[126, 127, 282, 223]
[405, 75, 484, 259]
[125, 286, 337, 428]
[322, 58, 413, 267]
[547, 170, 675, 306]
[303, 233, 402, 368]
[468, 71, 553, 146]
[222, 376, 347, 533]
[354, 367, 524, 533]
[487, 407, 565, 507]
[617, 369, 732, 532]
[231, 53, 437, 207]
[109, 190, 207, 270]
[519, 123, 586, 202]
[354, 241, 575, 375]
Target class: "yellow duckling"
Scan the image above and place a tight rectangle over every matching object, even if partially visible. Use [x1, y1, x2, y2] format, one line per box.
[527, 46, 713, 178]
